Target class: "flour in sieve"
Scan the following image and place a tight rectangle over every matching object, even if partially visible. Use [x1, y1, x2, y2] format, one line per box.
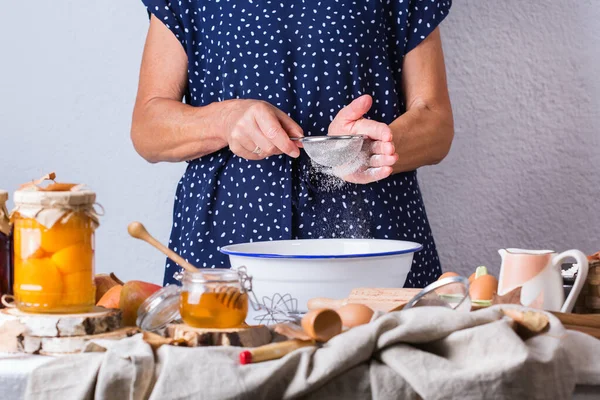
[302, 137, 364, 168]
[309, 149, 368, 191]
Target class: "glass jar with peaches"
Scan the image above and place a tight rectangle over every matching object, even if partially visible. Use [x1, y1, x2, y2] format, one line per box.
[10, 177, 100, 313]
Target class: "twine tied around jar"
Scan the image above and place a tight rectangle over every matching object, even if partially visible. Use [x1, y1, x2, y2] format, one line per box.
[10, 172, 104, 230]
[1, 294, 15, 308]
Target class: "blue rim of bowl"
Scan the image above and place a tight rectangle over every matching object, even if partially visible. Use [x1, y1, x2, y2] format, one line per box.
[219, 240, 423, 259]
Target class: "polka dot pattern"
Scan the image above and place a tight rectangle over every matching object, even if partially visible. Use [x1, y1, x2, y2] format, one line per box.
[140, 0, 451, 288]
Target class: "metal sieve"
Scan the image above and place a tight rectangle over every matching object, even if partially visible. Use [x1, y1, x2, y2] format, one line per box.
[291, 135, 366, 167]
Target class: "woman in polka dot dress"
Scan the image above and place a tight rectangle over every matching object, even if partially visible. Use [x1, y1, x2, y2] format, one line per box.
[131, 0, 454, 288]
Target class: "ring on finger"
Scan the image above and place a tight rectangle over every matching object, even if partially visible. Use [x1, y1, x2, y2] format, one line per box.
[252, 145, 262, 155]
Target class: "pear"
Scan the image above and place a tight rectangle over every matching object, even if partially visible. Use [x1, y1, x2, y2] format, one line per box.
[94, 273, 124, 303]
[119, 280, 162, 326]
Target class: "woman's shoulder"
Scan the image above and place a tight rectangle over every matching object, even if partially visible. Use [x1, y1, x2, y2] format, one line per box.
[140, 0, 194, 52]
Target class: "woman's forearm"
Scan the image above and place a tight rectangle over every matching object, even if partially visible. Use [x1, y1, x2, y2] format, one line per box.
[389, 99, 454, 173]
[131, 97, 230, 163]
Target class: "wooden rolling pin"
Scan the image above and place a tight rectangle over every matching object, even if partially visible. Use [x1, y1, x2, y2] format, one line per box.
[308, 288, 422, 313]
[239, 340, 315, 364]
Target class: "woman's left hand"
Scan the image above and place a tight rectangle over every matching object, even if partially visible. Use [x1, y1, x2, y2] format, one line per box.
[328, 95, 398, 184]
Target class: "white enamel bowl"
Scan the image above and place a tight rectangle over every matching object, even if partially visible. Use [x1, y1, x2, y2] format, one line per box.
[219, 239, 422, 324]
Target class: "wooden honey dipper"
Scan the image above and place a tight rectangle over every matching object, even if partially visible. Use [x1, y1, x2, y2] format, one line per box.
[127, 221, 245, 310]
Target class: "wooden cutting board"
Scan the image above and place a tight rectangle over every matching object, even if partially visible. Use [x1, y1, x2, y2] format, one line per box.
[166, 324, 272, 347]
[307, 288, 422, 312]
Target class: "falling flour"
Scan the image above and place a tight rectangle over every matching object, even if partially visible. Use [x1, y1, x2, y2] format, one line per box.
[310, 149, 368, 191]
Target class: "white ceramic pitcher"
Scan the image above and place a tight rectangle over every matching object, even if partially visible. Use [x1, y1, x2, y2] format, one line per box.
[497, 248, 589, 313]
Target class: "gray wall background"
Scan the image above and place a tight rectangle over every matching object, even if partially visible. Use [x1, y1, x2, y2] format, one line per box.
[1, 1, 598, 284]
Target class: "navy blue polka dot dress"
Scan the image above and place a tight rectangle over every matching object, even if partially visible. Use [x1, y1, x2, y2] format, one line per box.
[141, 0, 452, 288]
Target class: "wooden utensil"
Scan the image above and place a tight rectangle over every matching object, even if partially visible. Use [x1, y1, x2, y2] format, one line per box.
[128, 222, 244, 311]
[562, 324, 600, 339]
[239, 339, 315, 364]
[272, 323, 313, 341]
[550, 311, 600, 330]
[215, 286, 246, 310]
[308, 288, 422, 313]
[167, 324, 272, 347]
[128, 221, 199, 273]
[549, 311, 600, 339]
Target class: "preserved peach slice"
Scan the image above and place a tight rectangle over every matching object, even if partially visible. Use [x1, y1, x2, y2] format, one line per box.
[62, 270, 95, 309]
[40, 213, 92, 253]
[62, 289, 96, 308]
[51, 243, 93, 274]
[13, 219, 46, 259]
[14, 258, 63, 308]
[63, 269, 94, 292]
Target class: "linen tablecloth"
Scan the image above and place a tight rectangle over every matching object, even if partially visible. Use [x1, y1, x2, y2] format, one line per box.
[21, 306, 600, 399]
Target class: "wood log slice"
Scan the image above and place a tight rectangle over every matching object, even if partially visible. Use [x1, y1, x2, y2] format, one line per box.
[1, 307, 122, 337]
[20, 327, 140, 355]
[0, 320, 27, 353]
[166, 324, 272, 347]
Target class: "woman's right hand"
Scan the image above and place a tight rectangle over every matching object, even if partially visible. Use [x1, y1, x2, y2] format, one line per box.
[221, 100, 304, 160]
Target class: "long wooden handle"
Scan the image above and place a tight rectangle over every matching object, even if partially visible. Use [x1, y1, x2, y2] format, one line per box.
[564, 324, 600, 339]
[307, 298, 347, 310]
[239, 340, 315, 364]
[550, 312, 600, 330]
[128, 222, 199, 273]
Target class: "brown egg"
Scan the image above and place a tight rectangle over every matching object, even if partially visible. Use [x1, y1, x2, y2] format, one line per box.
[437, 271, 459, 281]
[469, 274, 499, 301]
[336, 304, 374, 328]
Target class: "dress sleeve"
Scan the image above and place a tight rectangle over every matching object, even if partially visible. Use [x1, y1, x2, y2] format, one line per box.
[404, 0, 451, 55]
[141, 0, 188, 51]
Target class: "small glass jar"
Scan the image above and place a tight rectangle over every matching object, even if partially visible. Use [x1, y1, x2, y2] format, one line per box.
[180, 269, 248, 328]
[137, 268, 251, 331]
[11, 185, 99, 313]
[0, 190, 12, 304]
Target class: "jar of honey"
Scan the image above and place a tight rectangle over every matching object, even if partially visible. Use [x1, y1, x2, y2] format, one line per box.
[0, 190, 12, 303]
[137, 268, 252, 331]
[179, 269, 248, 328]
[10, 178, 100, 313]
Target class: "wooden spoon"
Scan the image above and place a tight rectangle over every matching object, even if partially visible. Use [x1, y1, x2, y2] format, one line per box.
[127, 221, 199, 273]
